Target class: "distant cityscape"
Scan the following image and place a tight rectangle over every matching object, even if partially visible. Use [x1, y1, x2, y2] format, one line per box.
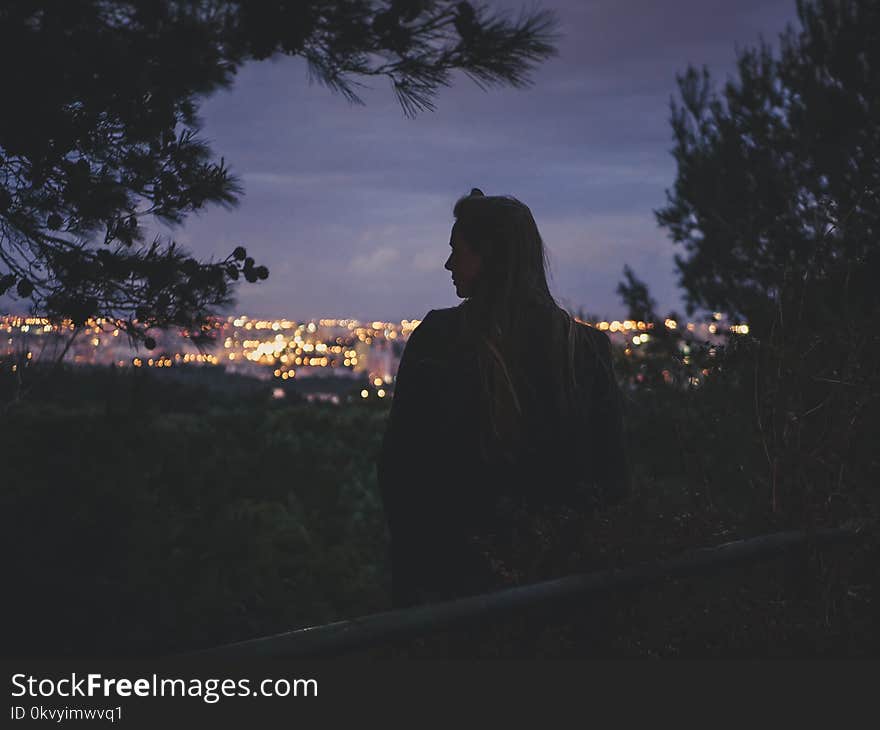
[1, 312, 743, 401]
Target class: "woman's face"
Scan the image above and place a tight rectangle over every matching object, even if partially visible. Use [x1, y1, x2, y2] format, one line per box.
[445, 225, 482, 299]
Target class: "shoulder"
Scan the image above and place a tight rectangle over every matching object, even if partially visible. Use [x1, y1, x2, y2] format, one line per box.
[575, 320, 612, 358]
[406, 305, 463, 346]
[396, 307, 465, 394]
[398, 306, 465, 367]
[417, 305, 463, 331]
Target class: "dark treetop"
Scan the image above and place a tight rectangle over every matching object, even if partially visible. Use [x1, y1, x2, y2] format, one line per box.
[0, 1, 557, 344]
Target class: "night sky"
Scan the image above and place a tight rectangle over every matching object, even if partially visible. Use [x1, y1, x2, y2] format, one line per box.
[6, 0, 802, 322]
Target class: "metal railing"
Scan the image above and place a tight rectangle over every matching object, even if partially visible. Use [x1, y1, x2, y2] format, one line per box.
[183, 525, 860, 659]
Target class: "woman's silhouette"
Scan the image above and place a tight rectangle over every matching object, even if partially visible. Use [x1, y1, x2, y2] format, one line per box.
[377, 189, 630, 609]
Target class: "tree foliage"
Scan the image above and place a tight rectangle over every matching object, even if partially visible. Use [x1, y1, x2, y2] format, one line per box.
[616, 264, 658, 323]
[654, 0, 879, 519]
[657, 0, 879, 335]
[0, 1, 558, 347]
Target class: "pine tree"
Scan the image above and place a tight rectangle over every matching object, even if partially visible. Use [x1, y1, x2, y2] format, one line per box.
[0, 1, 558, 348]
[656, 0, 879, 338]
[655, 0, 880, 515]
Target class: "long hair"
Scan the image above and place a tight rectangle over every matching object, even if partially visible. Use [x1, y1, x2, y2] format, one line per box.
[452, 190, 592, 467]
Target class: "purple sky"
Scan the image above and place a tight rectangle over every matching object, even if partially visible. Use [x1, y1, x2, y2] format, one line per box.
[5, 0, 802, 322]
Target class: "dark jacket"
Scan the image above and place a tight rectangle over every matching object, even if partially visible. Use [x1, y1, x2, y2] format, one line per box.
[377, 303, 630, 608]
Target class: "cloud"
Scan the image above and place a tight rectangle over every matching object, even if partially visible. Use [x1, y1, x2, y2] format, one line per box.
[241, 171, 372, 189]
[544, 159, 672, 187]
[540, 212, 668, 265]
[412, 247, 445, 273]
[165, 0, 799, 321]
[349, 246, 400, 275]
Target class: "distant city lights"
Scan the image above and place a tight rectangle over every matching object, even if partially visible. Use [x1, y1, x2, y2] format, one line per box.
[2, 312, 745, 399]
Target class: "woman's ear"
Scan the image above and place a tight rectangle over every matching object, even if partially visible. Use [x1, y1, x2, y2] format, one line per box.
[469, 188, 484, 197]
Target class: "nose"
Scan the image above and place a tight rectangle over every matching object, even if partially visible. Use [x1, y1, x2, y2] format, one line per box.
[444, 253, 453, 272]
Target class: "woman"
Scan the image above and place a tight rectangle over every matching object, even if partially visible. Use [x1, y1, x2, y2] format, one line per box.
[377, 189, 630, 609]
